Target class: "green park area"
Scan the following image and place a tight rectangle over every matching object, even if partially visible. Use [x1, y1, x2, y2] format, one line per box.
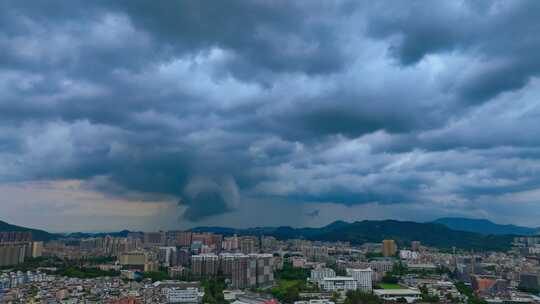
[377, 283, 403, 289]
[56, 266, 120, 279]
[270, 261, 316, 303]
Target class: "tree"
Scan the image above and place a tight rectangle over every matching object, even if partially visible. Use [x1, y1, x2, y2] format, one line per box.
[331, 291, 340, 303]
[203, 292, 216, 304]
[455, 281, 488, 304]
[381, 275, 399, 284]
[284, 286, 300, 303]
[271, 281, 302, 304]
[275, 261, 310, 281]
[390, 262, 407, 276]
[344, 290, 382, 304]
[202, 278, 227, 304]
[142, 271, 169, 282]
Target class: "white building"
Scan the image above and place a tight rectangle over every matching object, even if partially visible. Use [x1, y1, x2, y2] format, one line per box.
[406, 263, 437, 271]
[322, 276, 357, 292]
[399, 250, 419, 260]
[163, 287, 202, 303]
[347, 268, 373, 292]
[295, 300, 335, 304]
[373, 289, 421, 303]
[310, 268, 336, 285]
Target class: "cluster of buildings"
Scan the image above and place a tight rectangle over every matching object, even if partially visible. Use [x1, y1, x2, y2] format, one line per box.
[7, 228, 540, 303]
[300, 238, 540, 303]
[109, 235, 277, 290]
[309, 267, 373, 293]
[0, 270, 204, 303]
[191, 253, 274, 288]
[0, 231, 43, 267]
[0, 270, 49, 289]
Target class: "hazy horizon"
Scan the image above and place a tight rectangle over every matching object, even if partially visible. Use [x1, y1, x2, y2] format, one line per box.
[3, 215, 539, 235]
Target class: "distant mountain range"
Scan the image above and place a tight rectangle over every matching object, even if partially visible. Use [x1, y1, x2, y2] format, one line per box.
[192, 219, 515, 251]
[0, 220, 58, 241]
[63, 230, 133, 239]
[433, 217, 539, 236]
[1, 217, 531, 251]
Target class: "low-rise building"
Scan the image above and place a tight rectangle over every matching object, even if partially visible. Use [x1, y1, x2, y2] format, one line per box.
[373, 289, 422, 302]
[294, 300, 335, 304]
[322, 277, 357, 292]
[311, 268, 336, 285]
[162, 287, 202, 303]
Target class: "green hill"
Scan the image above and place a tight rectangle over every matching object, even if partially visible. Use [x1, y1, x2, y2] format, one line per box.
[193, 219, 514, 251]
[316, 220, 513, 251]
[433, 217, 539, 236]
[0, 220, 58, 241]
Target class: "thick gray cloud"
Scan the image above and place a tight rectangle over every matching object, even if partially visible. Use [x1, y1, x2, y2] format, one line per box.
[365, 1, 540, 103]
[1, 0, 540, 228]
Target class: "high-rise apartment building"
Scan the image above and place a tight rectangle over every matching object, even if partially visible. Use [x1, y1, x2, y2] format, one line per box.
[177, 248, 191, 267]
[119, 251, 147, 265]
[144, 232, 166, 246]
[218, 253, 274, 289]
[80, 238, 104, 251]
[158, 247, 177, 266]
[222, 235, 239, 251]
[240, 236, 258, 254]
[302, 246, 329, 261]
[220, 253, 243, 276]
[253, 254, 274, 287]
[103, 236, 139, 256]
[0, 243, 26, 267]
[119, 251, 148, 269]
[166, 231, 192, 247]
[178, 232, 193, 247]
[261, 236, 279, 251]
[119, 251, 158, 272]
[191, 233, 222, 251]
[382, 240, 397, 257]
[191, 254, 219, 278]
[231, 255, 257, 289]
[30, 241, 43, 258]
[0, 232, 32, 243]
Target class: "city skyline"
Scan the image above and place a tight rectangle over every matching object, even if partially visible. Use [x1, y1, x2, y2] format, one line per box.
[2, 1, 540, 231]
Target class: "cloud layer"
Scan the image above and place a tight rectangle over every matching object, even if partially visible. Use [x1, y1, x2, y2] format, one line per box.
[1, 1, 540, 229]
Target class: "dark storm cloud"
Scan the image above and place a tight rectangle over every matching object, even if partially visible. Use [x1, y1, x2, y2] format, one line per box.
[179, 192, 231, 221]
[365, 1, 540, 103]
[178, 176, 240, 221]
[105, 1, 349, 77]
[1, 1, 540, 225]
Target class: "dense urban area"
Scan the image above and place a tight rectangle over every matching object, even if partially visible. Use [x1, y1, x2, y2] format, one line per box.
[2, 226, 540, 304]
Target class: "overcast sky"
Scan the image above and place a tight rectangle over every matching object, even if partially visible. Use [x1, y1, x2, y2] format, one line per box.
[2, 1, 540, 232]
